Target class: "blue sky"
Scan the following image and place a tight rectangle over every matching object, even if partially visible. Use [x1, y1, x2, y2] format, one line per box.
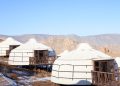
[0, 0, 120, 36]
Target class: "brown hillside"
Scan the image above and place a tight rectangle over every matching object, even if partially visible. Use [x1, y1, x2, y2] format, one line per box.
[0, 34, 120, 57]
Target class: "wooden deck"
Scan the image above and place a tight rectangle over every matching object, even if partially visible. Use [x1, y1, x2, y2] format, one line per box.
[92, 71, 120, 86]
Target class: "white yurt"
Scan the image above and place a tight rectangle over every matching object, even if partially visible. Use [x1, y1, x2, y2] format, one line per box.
[8, 38, 56, 65]
[51, 43, 114, 85]
[0, 37, 22, 57]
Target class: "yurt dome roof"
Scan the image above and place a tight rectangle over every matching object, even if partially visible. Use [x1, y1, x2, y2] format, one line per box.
[0, 37, 21, 47]
[57, 43, 111, 61]
[76, 43, 92, 50]
[11, 38, 54, 52]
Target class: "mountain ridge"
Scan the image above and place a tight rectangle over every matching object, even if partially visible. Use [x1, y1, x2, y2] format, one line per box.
[0, 34, 120, 57]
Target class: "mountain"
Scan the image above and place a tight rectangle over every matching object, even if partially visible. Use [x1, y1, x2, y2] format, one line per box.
[0, 34, 120, 57]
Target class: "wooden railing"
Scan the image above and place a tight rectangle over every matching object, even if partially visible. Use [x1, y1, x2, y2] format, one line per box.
[91, 71, 120, 86]
[29, 57, 56, 65]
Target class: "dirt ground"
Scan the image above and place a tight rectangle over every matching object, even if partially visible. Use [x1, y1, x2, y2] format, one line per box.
[0, 62, 59, 86]
[32, 81, 59, 86]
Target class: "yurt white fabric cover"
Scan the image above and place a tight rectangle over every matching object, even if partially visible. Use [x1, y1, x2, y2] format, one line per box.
[8, 38, 56, 65]
[51, 43, 112, 85]
[115, 57, 120, 68]
[0, 37, 22, 56]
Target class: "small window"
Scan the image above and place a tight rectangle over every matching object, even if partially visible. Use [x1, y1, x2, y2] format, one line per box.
[95, 61, 99, 67]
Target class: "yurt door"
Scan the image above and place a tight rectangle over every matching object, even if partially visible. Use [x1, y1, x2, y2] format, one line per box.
[101, 61, 107, 72]
[34, 50, 48, 64]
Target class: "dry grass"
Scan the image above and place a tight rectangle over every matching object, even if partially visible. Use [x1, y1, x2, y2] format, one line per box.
[9, 73, 18, 80]
[35, 70, 51, 78]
